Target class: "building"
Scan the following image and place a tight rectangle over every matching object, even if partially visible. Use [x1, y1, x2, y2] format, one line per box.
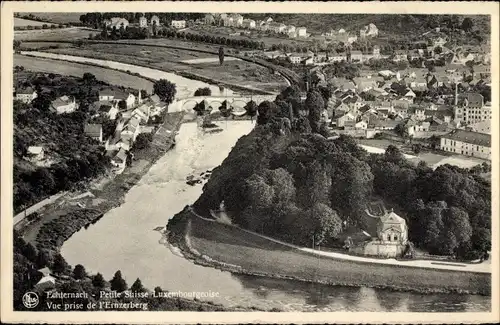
[440, 130, 491, 160]
[392, 50, 408, 62]
[115, 92, 137, 109]
[84, 124, 103, 142]
[104, 17, 129, 29]
[51, 95, 77, 114]
[269, 22, 286, 34]
[111, 148, 128, 173]
[349, 50, 363, 63]
[139, 16, 147, 28]
[454, 93, 491, 125]
[285, 25, 296, 35]
[15, 87, 37, 103]
[359, 23, 379, 38]
[27, 146, 44, 162]
[171, 20, 186, 29]
[288, 53, 304, 65]
[34, 275, 56, 292]
[99, 89, 115, 101]
[296, 27, 307, 37]
[432, 36, 447, 47]
[223, 14, 243, 27]
[347, 208, 408, 258]
[204, 14, 215, 25]
[242, 19, 256, 29]
[150, 15, 160, 26]
[132, 104, 151, 123]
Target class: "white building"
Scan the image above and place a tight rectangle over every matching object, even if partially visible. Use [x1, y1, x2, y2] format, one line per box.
[27, 146, 44, 162]
[84, 124, 103, 142]
[242, 19, 256, 29]
[360, 23, 379, 38]
[296, 27, 307, 37]
[15, 87, 37, 103]
[150, 15, 161, 26]
[104, 17, 129, 29]
[440, 130, 491, 160]
[139, 16, 148, 28]
[51, 95, 77, 114]
[171, 20, 186, 29]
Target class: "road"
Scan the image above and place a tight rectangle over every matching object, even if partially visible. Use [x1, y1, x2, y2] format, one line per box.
[190, 207, 491, 274]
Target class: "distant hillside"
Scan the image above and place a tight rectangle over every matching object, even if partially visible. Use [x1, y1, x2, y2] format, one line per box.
[245, 14, 490, 38]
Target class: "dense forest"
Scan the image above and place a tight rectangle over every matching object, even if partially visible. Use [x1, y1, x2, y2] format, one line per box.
[194, 85, 491, 260]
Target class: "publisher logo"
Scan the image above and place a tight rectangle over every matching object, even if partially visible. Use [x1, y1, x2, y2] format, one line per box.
[22, 292, 39, 309]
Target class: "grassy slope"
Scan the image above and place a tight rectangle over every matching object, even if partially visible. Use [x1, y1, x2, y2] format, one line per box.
[25, 13, 84, 24]
[188, 213, 491, 295]
[14, 54, 154, 93]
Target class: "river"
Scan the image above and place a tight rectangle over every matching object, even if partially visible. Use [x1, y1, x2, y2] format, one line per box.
[19, 51, 234, 99]
[61, 121, 490, 312]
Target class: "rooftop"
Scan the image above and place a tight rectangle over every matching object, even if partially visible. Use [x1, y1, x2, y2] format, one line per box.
[442, 130, 491, 147]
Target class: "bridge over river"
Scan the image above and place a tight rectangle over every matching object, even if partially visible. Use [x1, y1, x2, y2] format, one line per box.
[169, 95, 277, 113]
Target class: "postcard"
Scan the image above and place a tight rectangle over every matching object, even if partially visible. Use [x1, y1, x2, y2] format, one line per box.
[1, 1, 498, 324]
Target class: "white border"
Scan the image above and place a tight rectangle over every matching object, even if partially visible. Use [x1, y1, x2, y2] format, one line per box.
[1, 1, 499, 324]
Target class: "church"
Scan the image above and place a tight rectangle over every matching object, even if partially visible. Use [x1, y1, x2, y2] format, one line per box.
[345, 207, 409, 258]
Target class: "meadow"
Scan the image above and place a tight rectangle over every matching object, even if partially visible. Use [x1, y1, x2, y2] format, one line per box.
[185, 213, 491, 295]
[14, 54, 155, 94]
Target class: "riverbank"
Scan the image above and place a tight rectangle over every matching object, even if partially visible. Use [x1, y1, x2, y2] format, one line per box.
[31, 111, 185, 254]
[167, 209, 491, 296]
[19, 46, 282, 95]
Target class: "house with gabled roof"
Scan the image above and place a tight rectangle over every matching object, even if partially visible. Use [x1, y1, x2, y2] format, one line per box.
[51, 95, 77, 114]
[16, 87, 37, 103]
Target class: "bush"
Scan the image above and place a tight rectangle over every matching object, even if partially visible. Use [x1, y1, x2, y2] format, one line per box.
[194, 87, 212, 96]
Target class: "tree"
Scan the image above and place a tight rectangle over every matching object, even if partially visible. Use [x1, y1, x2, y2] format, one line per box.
[309, 203, 343, 245]
[92, 273, 106, 288]
[14, 40, 22, 51]
[130, 278, 146, 292]
[117, 100, 127, 110]
[82, 73, 96, 84]
[110, 270, 128, 292]
[256, 101, 278, 125]
[244, 100, 257, 123]
[218, 46, 225, 65]
[153, 79, 177, 105]
[444, 206, 472, 245]
[194, 87, 212, 96]
[73, 264, 87, 280]
[52, 253, 70, 274]
[133, 133, 153, 150]
[461, 17, 473, 32]
[22, 242, 37, 263]
[305, 90, 325, 133]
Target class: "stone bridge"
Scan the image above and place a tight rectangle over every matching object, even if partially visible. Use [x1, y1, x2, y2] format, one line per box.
[168, 95, 276, 112]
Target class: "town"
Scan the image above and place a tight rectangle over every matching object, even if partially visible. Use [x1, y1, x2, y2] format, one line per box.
[11, 11, 492, 314]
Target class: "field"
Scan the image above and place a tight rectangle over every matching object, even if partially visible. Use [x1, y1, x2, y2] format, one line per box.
[14, 54, 155, 94]
[186, 214, 490, 294]
[14, 27, 97, 41]
[24, 12, 84, 24]
[39, 43, 288, 93]
[357, 138, 486, 169]
[14, 18, 56, 27]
